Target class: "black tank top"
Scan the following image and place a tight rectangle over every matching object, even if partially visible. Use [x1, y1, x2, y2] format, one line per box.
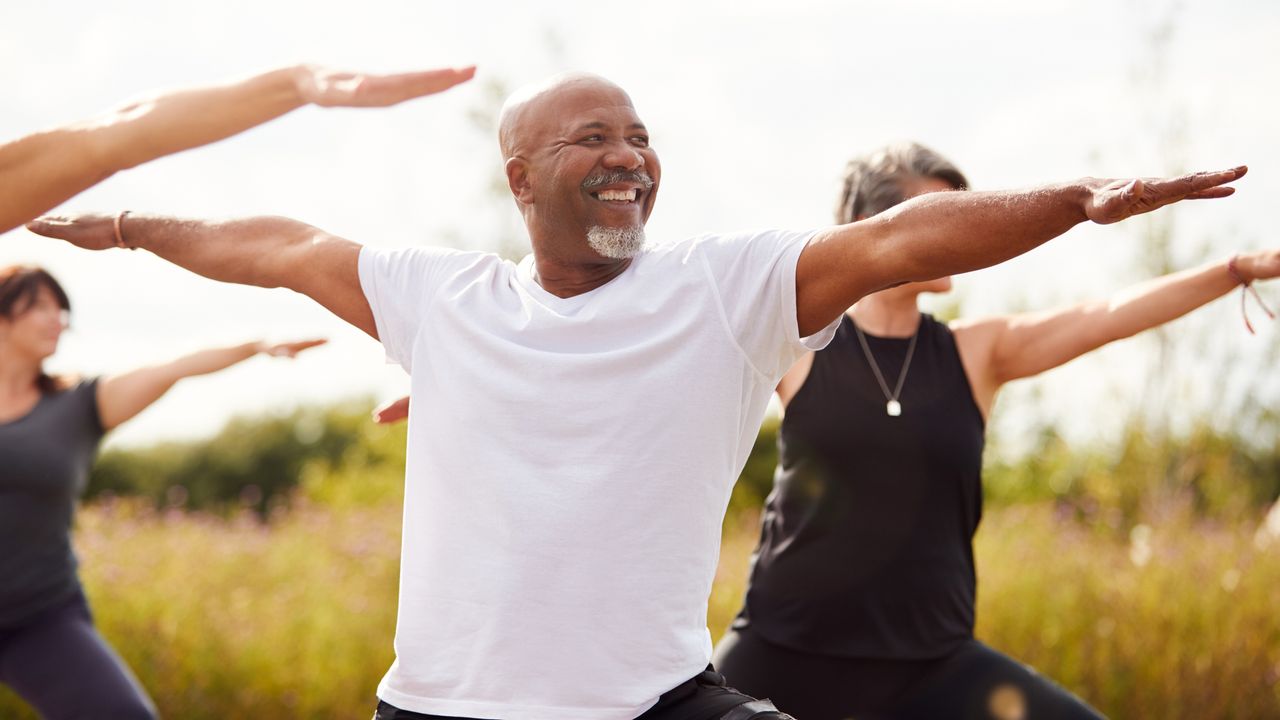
[734, 313, 985, 659]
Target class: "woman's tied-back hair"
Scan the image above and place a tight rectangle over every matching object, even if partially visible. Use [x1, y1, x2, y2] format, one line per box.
[836, 142, 969, 224]
[0, 265, 73, 394]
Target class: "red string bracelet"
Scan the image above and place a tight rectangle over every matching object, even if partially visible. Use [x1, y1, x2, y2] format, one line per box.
[1227, 254, 1275, 334]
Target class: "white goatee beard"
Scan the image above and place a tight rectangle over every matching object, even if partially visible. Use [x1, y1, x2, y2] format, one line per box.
[586, 225, 647, 259]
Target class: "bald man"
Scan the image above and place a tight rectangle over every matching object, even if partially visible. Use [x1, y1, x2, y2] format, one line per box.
[26, 73, 1245, 719]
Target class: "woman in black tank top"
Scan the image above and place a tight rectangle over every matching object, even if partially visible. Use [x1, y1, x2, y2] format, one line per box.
[712, 143, 1280, 720]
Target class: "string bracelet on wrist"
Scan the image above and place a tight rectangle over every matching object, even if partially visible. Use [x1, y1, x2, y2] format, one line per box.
[1228, 254, 1275, 334]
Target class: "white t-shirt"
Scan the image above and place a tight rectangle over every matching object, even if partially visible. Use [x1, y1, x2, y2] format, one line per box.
[359, 229, 837, 720]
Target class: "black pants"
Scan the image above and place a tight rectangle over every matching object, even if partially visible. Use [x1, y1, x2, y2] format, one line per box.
[0, 590, 157, 720]
[374, 665, 793, 720]
[714, 625, 1105, 720]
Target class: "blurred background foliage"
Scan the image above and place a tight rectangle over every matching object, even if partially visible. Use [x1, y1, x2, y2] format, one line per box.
[85, 401, 1280, 528]
[0, 401, 1276, 718]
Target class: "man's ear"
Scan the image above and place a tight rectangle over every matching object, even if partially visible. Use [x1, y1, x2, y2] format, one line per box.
[506, 158, 534, 205]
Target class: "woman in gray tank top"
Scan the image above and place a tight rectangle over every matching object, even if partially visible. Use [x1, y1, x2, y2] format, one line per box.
[0, 265, 323, 719]
[710, 143, 1280, 720]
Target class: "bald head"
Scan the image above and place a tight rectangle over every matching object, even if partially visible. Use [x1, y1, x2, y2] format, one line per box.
[498, 73, 634, 160]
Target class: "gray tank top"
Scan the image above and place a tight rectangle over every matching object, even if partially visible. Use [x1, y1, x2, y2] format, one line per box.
[0, 379, 104, 627]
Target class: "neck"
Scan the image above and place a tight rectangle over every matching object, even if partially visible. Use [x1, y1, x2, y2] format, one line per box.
[850, 290, 922, 337]
[0, 345, 42, 398]
[528, 245, 633, 298]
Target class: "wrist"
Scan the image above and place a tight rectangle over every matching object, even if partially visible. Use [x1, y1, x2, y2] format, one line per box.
[1069, 178, 1103, 222]
[1228, 254, 1255, 285]
[287, 64, 317, 106]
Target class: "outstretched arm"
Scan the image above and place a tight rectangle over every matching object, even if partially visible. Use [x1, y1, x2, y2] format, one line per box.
[795, 168, 1247, 336]
[97, 339, 325, 430]
[25, 213, 376, 337]
[0, 64, 475, 233]
[952, 249, 1279, 415]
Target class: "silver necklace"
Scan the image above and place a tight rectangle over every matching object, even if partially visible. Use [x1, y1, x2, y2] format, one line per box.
[852, 317, 919, 417]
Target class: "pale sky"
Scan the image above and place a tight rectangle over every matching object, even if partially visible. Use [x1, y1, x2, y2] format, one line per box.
[2, 0, 1277, 449]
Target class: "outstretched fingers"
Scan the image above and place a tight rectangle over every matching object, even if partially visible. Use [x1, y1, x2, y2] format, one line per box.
[308, 65, 478, 107]
[372, 396, 411, 425]
[1167, 166, 1248, 197]
[382, 66, 478, 100]
[1184, 186, 1236, 200]
[1140, 165, 1247, 211]
[268, 338, 329, 358]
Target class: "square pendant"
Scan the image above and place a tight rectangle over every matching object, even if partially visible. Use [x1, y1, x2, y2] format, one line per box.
[886, 400, 902, 417]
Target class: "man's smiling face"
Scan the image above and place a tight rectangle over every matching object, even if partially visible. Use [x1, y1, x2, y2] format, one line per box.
[501, 75, 661, 260]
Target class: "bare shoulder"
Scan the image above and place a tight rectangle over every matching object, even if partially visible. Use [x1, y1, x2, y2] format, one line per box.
[948, 315, 1006, 354]
[948, 315, 1011, 420]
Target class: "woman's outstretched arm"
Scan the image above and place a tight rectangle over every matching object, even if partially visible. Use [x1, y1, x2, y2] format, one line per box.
[953, 249, 1279, 415]
[96, 339, 325, 431]
[0, 64, 475, 233]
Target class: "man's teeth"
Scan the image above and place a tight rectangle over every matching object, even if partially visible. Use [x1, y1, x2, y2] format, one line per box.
[596, 189, 637, 202]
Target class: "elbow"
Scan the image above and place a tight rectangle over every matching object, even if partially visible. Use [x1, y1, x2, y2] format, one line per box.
[864, 218, 933, 290]
[259, 219, 329, 290]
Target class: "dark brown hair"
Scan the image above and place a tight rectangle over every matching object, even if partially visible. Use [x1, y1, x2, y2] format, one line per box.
[0, 265, 73, 394]
[836, 142, 969, 224]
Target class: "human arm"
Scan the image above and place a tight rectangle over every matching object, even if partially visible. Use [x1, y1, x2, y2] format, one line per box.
[794, 168, 1247, 337]
[25, 213, 377, 337]
[372, 395, 411, 424]
[951, 249, 1279, 417]
[0, 64, 475, 233]
[96, 339, 325, 431]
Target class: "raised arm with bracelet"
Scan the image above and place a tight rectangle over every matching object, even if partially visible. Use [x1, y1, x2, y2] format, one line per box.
[953, 248, 1279, 415]
[25, 214, 374, 338]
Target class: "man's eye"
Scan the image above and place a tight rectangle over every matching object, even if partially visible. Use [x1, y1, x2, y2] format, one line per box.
[631, 136, 650, 147]
[580, 134, 603, 143]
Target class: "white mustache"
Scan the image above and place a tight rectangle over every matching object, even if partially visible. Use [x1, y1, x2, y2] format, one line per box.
[582, 170, 654, 191]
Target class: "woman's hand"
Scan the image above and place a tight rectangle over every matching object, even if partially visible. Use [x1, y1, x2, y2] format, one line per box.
[259, 338, 327, 358]
[372, 396, 410, 425]
[296, 65, 476, 108]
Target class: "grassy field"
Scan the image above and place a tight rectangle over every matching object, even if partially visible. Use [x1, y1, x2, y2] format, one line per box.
[2, 498, 1277, 718]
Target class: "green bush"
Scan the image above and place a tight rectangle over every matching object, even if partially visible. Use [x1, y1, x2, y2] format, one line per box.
[88, 403, 393, 515]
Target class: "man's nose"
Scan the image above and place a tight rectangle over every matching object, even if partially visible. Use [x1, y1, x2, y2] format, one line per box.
[602, 141, 644, 171]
